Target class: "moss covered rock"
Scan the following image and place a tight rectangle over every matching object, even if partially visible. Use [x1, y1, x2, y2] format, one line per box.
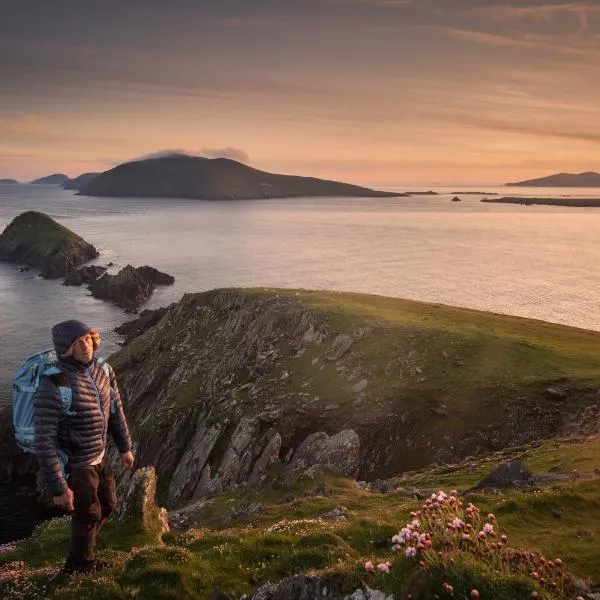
[0, 211, 98, 278]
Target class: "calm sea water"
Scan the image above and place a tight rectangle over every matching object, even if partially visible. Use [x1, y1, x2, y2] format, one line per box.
[1, 183, 600, 408]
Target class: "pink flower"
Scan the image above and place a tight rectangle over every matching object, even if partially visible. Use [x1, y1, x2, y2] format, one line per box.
[487, 513, 496, 521]
[443, 582, 454, 596]
[377, 561, 392, 573]
[364, 560, 374, 572]
[405, 547, 417, 558]
[470, 590, 480, 600]
[478, 531, 487, 541]
[483, 523, 495, 535]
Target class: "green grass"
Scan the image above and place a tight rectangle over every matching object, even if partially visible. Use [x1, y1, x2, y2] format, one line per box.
[3, 439, 599, 599]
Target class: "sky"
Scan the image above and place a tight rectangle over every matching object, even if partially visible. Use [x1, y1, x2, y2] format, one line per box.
[1, 0, 599, 186]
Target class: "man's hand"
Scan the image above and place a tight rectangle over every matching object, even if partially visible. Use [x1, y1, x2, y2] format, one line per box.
[120, 451, 135, 470]
[53, 488, 74, 512]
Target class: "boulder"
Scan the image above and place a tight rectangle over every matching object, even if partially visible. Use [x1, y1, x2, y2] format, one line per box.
[286, 430, 360, 478]
[63, 264, 107, 286]
[475, 459, 534, 490]
[0, 211, 98, 278]
[88, 264, 174, 311]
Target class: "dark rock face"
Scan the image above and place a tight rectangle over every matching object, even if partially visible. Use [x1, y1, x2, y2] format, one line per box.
[285, 430, 360, 478]
[0, 211, 99, 278]
[476, 459, 534, 490]
[88, 264, 174, 311]
[80, 155, 408, 200]
[115, 307, 170, 344]
[63, 264, 107, 286]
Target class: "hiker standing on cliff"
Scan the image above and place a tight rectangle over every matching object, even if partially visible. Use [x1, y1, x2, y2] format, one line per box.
[34, 320, 134, 577]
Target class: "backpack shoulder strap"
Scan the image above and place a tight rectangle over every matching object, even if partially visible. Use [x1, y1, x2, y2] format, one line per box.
[96, 357, 116, 415]
[43, 367, 74, 416]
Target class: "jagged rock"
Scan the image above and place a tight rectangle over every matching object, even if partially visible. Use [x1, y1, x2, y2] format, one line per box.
[247, 575, 339, 600]
[88, 264, 174, 311]
[168, 500, 206, 531]
[475, 459, 534, 490]
[118, 466, 169, 542]
[321, 507, 349, 521]
[0, 211, 98, 278]
[114, 306, 171, 344]
[222, 501, 264, 523]
[246, 576, 393, 600]
[286, 430, 360, 478]
[326, 334, 353, 360]
[63, 264, 107, 286]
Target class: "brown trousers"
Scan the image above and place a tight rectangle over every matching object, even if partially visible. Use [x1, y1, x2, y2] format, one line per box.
[68, 460, 116, 567]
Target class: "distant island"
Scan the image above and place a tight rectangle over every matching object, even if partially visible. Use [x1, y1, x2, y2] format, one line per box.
[482, 196, 600, 207]
[506, 171, 600, 187]
[62, 172, 101, 191]
[452, 191, 498, 195]
[30, 173, 69, 185]
[0, 178, 18, 184]
[79, 154, 408, 200]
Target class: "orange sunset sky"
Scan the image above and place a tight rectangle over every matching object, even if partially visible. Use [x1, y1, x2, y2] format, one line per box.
[1, 0, 599, 186]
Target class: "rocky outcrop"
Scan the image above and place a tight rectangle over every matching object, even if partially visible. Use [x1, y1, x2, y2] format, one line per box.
[80, 155, 408, 200]
[285, 430, 360, 478]
[247, 576, 393, 600]
[63, 264, 107, 286]
[0, 179, 18, 184]
[475, 460, 534, 490]
[0, 211, 98, 278]
[88, 264, 174, 311]
[117, 466, 169, 543]
[114, 307, 171, 344]
[507, 171, 600, 187]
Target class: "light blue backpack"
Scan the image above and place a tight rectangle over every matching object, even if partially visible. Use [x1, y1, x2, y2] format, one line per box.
[12, 349, 114, 472]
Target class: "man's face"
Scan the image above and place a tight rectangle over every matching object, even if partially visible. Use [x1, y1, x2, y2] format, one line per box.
[67, 333, 95, 363]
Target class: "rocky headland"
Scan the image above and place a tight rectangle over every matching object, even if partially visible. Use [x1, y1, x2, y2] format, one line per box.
[79, 155, 408, 200]
[0, 211, 99, 278]
[30, 174, 69, 185]
[482, 196, 600, 207]
[61, 172, 101, 191]
[0, 178, 18, 184]
[2, 289, 600, 598]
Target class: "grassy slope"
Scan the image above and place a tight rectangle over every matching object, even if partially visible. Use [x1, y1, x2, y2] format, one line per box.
[2, 437, 599, 599]
[114, 288, 600, 488]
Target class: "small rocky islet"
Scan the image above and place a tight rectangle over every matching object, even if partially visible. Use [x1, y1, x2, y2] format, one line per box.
[0, 211, 174, 311]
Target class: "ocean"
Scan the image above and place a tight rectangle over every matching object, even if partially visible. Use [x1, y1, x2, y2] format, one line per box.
[1, 182, 600, 408]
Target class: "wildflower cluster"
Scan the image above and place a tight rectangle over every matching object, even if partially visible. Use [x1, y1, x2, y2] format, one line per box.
[363, 490, 579, 598]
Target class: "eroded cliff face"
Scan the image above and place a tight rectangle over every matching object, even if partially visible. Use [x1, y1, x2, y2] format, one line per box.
[108, 289, 600, 508]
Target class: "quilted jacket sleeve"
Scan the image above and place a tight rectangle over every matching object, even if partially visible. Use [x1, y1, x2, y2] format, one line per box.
[106, 364, 133, 454]
[33, 377, 68, 496]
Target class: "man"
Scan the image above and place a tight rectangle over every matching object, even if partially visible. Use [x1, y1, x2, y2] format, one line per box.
[34, 319, 134, 576]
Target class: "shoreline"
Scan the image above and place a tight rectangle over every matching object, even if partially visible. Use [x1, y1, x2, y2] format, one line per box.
[482, 196, 600, 207]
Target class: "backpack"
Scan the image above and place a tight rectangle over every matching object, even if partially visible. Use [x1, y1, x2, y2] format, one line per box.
[12, 348, 115, 472]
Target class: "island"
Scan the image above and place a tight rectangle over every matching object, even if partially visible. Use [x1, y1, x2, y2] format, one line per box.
[506, 171, 600, 187]
[481, 196, 600, 207]
[30, 173, 69, 185]
[451, 191, 498, 195]
[79, 154, 409, 200]
[0, 211, 99, 278]
[0, 178, 18, 184]
[62, 172, 102, 191]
